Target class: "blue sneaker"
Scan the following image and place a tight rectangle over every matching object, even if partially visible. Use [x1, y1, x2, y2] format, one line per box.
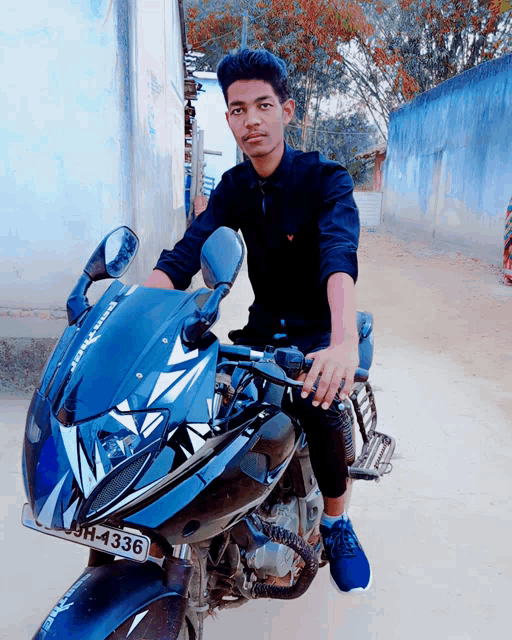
[320, 517, 372, 593]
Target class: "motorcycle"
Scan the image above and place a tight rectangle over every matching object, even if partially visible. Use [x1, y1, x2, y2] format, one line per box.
[21, 225, 395, 639]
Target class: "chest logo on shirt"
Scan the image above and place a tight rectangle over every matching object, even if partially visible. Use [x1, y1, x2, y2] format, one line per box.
[286, 234, 294, 242]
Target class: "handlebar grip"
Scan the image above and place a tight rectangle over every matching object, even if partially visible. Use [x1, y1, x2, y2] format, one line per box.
[303, 359, 369, 383]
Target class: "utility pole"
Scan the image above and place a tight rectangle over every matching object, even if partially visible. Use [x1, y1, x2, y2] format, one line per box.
[241, 11, 248, 49]
[237, 11, 249, 164]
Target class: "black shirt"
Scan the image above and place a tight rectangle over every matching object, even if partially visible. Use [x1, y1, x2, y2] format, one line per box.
[155, 143, 360, 335]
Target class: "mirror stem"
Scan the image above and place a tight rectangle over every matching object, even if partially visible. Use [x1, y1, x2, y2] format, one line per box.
[182, 283, 230, 345]
[66, 273, 93, 325]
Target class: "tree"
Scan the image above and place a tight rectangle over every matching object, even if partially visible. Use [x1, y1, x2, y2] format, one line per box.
[305, 110, 378, 185]
[184, 0, 373, 150]
[341, 0, 512, 133]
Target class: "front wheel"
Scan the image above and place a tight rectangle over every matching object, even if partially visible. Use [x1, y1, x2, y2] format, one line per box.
[107, 601, 199, 639]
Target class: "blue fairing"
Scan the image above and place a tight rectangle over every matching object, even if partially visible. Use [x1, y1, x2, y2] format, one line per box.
[48, 283, 203, 423]
[23, 283, 221, 530]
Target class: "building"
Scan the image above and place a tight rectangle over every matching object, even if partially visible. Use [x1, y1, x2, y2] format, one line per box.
[0, 0, 191, 391]
[352, 143, 387, 227]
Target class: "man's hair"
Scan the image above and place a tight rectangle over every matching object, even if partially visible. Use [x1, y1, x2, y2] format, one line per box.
[217, 49, 290, 105]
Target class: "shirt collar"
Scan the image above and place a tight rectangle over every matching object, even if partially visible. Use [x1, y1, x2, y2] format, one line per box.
[247, 141, 294, 189]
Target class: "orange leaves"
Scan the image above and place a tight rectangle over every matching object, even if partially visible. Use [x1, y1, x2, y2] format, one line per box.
[489, 0, 512, 14]
[393, 68, 419, 100]
[186, 7, 243, 52]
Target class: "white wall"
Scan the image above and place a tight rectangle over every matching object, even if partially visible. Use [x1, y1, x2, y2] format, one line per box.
[0, 0, 186, 314]
[194, 72, 238, 188]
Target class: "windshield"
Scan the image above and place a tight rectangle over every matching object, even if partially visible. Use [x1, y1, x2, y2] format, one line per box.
[52, 286, 193, 423]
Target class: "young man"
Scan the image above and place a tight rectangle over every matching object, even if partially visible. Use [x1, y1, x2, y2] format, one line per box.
[144, 49, 371, 593]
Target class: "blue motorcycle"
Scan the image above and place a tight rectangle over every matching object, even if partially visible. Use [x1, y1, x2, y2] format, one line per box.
[21, 226, 395, 639]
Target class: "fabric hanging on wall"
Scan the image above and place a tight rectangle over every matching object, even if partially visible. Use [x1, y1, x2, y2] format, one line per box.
[504, 196, 512, 284]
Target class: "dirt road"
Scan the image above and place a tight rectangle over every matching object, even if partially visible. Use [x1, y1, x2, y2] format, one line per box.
[1, 227, 511, 639]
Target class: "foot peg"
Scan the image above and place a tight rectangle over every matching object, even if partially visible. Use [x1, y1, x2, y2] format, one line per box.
[347, 382, 395, 481]
[348, 431, 395, 481]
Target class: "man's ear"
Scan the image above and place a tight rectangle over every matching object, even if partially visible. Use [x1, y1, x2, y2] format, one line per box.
[282, 98, 295, 126]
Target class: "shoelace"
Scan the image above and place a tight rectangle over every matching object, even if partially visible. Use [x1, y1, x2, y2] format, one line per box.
[324, 521, 361, 558]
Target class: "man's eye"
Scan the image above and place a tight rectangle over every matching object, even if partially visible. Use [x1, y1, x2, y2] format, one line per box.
[231, 108, 243, 115]
[260, 103, 272, 109]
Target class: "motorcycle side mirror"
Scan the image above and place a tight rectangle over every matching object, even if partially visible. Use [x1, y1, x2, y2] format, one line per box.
[182, 228, 245, 344]
[84, 226, 139, 282]
[200, 227, 245, 290]
[67, 227, 139, 325]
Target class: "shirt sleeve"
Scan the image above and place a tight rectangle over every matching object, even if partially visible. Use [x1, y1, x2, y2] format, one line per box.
[317, 162, 360, 286]
[154, 177, 236, 290]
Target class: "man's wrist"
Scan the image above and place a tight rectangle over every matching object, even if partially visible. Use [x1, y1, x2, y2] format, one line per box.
[330, 332, 358, 347]
[143, 269, 175, 290]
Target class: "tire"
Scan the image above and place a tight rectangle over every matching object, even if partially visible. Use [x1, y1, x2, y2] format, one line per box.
[106, 598, 197, 639]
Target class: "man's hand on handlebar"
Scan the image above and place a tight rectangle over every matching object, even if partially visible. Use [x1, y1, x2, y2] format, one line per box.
[301, 339, 359, 409]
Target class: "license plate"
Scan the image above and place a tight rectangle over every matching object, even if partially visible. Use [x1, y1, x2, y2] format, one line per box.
[22, 504, 150, 563]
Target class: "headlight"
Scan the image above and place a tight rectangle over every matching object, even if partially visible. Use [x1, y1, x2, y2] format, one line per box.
[59, 408, 168, 504]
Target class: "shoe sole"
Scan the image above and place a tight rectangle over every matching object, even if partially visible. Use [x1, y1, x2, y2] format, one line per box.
[329, 568, 373, 595]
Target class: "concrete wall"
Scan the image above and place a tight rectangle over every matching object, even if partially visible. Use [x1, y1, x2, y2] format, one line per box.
[1, 0, 186, 317]
[194, 72, 238, 188]
[382, 54, 512, 263]
[353, 192, 382, 227]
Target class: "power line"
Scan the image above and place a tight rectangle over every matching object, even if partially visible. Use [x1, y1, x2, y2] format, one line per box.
[287, 124, 375, 136]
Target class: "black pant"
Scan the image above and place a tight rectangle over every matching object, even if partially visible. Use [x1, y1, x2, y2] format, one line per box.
[232, 329, 349, 498]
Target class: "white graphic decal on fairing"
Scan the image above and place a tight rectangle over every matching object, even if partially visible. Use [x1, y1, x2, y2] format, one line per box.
[163, 355, 212, 404]
[41, 573, 91, 634]
[180, 445, 192, 459]
[110, 399, 138, 435]
[187, 428, 207, 453]
[94, 442, 106, 483]
[142, 414, 164, 439]
[167, 426, 179, 441]
[63, 497, 80, 529]
[79, 445, 97, 498]
[167, 335, 198, 366]
[59, 425, 83, 492]
[37, 472, 70, 528]
[188, 423, 211, 436]
[70, 301, 118, 372]
[127, 610, 149, 637]
[206, 398, 213, 418]
[124, 284, 138, 296]
[141, 412, 160, 433]
[148, 370, 185, 407]
[117, 399, 130, 412]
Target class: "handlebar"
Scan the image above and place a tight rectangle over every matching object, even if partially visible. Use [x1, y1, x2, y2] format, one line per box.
[219, 344, 369, 389]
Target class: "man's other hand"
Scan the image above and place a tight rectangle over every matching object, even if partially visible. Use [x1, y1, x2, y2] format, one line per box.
[301, 340, 359, 408]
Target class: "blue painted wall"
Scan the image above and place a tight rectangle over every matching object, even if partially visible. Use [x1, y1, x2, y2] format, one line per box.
[1, 0, 186, 313]
[382, 54, 512, 262]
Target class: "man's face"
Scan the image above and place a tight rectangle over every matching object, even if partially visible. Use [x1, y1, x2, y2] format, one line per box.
[225, 80, 295, 159]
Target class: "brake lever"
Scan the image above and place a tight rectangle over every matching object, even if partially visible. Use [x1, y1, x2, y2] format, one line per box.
[236, 360, 303, 389]
[235, 359, 369, 388]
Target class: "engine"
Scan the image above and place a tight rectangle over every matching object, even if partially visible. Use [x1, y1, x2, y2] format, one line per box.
[245, 482, 323, 579]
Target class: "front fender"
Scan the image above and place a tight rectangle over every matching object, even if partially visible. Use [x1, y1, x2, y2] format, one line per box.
[33, 559, 193, 640]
